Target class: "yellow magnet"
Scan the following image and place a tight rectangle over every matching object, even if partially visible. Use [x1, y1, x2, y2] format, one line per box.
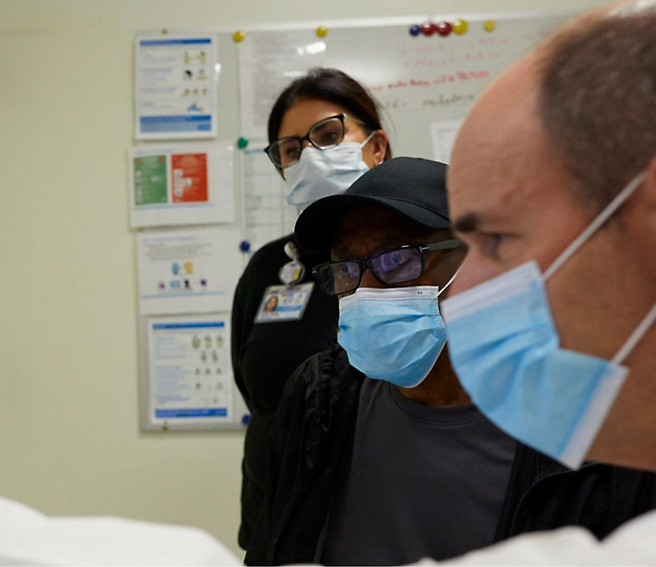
[452, 19, 469, 35]
[233, 30, 246, 43]
[483, 20, 496, 32]
[316, 26, 328, 38]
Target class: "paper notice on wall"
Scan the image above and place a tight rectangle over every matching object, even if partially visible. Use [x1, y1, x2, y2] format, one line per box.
[137, 226, 241, 315]
[129, 143, 234, 228]
[242, 143, 297, 252]
[147, 315, 235, 425]
[430, 120, 463, 164]
[135, 35, 218, 140]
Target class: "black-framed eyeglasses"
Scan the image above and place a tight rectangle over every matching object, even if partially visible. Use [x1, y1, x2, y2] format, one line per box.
[312, 239, 463, 296]
[264, 113, 372, 169]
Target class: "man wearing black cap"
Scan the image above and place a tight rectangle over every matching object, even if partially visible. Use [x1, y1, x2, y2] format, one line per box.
[246, 157, 518, 566]
[245, 158, 655, 566]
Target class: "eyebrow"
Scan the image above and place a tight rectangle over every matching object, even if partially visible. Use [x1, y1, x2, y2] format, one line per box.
[453, 212, 480, 234]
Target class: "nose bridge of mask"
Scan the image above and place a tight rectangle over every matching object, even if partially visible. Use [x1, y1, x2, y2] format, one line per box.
[340, 285, 441, 311]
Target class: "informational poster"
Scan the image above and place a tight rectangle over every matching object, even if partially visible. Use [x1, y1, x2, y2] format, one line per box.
[146, 315, 239, 428]
[242, 143, 297, 252]
[129, 143, 235, 228]
[431, 120, 463, 164]
[137, 226, 241, 315]
[136, 35, 218, 140]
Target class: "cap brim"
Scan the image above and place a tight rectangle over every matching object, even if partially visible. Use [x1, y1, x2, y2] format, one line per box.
[294, 193, 451, 253]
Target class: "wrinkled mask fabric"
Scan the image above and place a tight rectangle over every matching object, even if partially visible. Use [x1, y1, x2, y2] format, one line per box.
[338, 286, 447, 388]
[441, 172, 656, 469]
[284, 135, 373, 209]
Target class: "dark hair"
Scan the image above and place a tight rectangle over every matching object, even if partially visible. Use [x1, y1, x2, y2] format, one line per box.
[267, 67, 392, 161]
[538, 7, 656, 209]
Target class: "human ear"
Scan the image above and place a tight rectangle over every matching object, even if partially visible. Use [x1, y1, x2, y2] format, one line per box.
[370, 130, 388, 167]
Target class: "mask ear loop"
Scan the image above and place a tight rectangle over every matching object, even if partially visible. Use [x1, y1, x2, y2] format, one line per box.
[359, 130, 376, 149]
[536, 170, 655, 365]
[544, 172, 645, 281]
[437, 266, 462, 297]
[612, 302, 656, 365]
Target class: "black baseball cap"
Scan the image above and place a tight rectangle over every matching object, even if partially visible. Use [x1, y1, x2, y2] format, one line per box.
[294, 157, 451, 253]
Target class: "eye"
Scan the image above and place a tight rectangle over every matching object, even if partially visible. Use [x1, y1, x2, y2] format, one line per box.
[284, 146, 301, 161]
[483, 233, 505, 258]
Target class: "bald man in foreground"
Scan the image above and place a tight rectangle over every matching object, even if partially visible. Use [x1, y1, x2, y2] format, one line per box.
[432, 0, 656, 564]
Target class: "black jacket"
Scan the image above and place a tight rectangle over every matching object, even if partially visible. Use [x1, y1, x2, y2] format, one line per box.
[246, 346, 656, 566]
[231, 234, 338, 550]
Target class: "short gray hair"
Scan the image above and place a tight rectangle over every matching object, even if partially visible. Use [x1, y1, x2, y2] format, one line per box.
[538, 5, 656, 209]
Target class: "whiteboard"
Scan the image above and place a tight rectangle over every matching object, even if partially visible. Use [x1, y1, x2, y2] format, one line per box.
[235, 13, 574, 159]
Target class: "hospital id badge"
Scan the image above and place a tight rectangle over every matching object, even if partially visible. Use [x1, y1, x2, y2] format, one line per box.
[254, 283, 314, 324]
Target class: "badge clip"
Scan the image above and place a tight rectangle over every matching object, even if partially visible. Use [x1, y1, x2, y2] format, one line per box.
[280, 241, 306, 286]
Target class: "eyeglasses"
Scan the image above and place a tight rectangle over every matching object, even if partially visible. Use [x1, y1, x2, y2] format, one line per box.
[264, 114, 372, 169]
[312, 240, 463, 296]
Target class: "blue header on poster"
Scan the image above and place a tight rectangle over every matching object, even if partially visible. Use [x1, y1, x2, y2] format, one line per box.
[140, 38, 212, 47]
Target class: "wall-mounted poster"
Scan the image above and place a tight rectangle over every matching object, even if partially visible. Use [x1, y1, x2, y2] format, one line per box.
[136, 35, 218, 140]
[129, 143, 235, 228]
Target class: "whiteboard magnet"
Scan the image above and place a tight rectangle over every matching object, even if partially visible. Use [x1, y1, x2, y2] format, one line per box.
[420, 22, 436, 36]
[483, 20, 497, 32]
[240, 240, 251, 252]
[237, 137, 249, 149]
[436, 22, 453, 37]
[233, 30, 246, 43]
[316, 26, 328, 38]
[409, 24, 422, 37]
[452, 19, 469, 35]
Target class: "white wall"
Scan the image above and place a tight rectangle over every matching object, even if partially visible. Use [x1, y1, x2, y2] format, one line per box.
[0, 0, 609, 558]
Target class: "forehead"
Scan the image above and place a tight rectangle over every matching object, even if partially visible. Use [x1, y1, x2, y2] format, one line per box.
[447, 59, 572, 228]
[278, 98, 349, 138]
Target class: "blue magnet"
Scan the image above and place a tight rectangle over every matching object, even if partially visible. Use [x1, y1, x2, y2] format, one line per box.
[240, 240, 251, 252]
[409, 24, 421, 37]
[242, 414, 251, 426]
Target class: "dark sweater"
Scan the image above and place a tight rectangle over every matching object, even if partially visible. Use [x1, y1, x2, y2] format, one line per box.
[231, 234, 338, 550]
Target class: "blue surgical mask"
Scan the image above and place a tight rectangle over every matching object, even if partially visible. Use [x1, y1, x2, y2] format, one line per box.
[337, 284, 450, 388]
[284, 134, 374, 210]
[441, 172, 656, 469]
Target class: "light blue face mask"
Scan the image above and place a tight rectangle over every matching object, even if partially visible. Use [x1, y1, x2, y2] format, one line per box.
[441, 172, 656, 469]
[337, 285, 450, 388]
[283, 133, 374, 210]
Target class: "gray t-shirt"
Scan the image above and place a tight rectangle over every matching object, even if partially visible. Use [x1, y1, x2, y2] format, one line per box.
[321, 378, 517, 566]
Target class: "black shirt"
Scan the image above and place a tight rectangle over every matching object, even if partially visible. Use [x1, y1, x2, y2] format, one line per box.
[231, 234, 339, 549]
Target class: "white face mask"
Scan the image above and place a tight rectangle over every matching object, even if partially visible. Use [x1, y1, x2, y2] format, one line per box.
[283, 133, 375, 210]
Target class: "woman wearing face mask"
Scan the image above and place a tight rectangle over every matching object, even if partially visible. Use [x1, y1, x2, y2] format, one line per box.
[231, 67, 390, 551]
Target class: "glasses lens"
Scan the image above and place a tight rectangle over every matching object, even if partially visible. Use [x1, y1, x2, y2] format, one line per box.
[309, 116, 345, 149]
[269, 138, 302, 168]
[316, 261, 361, 295]
[371, 248, 423, 284]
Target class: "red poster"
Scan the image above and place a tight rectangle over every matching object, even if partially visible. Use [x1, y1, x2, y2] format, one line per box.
[171, 153, 209, 203]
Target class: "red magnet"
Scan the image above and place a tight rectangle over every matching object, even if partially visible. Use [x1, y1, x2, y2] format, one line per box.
[420, 22, 436, 36]
[436, 22, 453, 37]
